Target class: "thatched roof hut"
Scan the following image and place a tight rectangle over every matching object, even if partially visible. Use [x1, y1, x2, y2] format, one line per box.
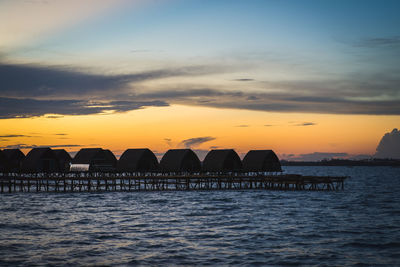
[21, 147, 60, 172]
[242, 150, 282, 172]
[0, 150, 10, 172]
[202, 149, 242, 172]
[117, 149, 159, 172]
[160, 149, 201, 172]
[53, 149, 72, 172]
[71, 148, 117, 172]
[2, 149, 25, 172]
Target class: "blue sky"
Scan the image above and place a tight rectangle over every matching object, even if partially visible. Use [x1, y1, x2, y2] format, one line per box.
[8, 0, 400, 63]
[1, 0, 400, 116]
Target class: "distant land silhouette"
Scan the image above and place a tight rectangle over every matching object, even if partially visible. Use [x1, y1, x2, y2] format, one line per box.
[281, 158, 400, 167]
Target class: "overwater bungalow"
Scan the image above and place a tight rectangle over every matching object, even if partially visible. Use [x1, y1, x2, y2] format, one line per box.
[53, 149, 72, 172]
[2, 149, 25, 172]
[202, 149, 242, 173]
[21, 148, 60, 173]
[117, 148, 159, 172]
[242, 150, 282, 172]
[160, 149, 201, 173]
[0, 150, 10, 172]
[70, 148, 117, 172]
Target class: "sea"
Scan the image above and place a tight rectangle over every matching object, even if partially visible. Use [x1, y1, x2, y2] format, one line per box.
[0, 166, 399, 266]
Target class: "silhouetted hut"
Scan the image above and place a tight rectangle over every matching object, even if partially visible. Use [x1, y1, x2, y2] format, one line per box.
[21, 148, 60, 172]
[0, 150, 10, 172]
[2, 149, 25, 172]
[117, 149, 159, 172]
[160, 149, 201, 173]
[202, 149, 242, 173]
[71, 148, 117, 172]
[53, 149, 72, 172]
[104, 149, 117, 166]
[242, 150, 282, 172]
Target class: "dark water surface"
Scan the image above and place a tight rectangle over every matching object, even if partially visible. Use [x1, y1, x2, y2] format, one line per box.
[1, 167, 400, 266]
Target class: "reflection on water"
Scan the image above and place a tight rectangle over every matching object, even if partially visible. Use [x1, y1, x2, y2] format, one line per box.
[1, 167, 400, 265]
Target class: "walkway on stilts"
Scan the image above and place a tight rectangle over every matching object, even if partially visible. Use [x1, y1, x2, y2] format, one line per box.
[0, 173, 346, 193]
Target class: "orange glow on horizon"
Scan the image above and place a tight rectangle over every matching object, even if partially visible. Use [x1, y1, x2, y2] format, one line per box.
[0, 105, 398, 158]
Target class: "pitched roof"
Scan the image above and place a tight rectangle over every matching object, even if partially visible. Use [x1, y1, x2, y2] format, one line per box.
[202, 149, 242, 172]
[160, 149, 201, 172]
[242, 150, 282, 172]
[2, 149, 25, 161]
[72, 148, 103, 164]
[21, 147, 59, 172]
[72, 148, 116, 168]
[103, 149, 117, 165]
[117, 148, 159, 172]
[53, 149, 72, 161]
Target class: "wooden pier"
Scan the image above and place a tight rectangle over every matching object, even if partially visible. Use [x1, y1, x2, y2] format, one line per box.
[0, 173, 346, 193]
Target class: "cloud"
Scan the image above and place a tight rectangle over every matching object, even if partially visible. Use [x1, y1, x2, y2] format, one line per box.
[180, 136, 216, 148]
[164, 138, 173, 147]
[137, 78, 400, 115]
[137, 88, 243, 99]
[235, 125, 250, 127]
[246, 96, 260, 101]
[233, 78, 254, 82]
[0, 62, 220, 99]
[45, 115, 64, 119]
[355, 36, 400, 48]
[264, 124, 274, 127]
[295, 122, 317, 126]
[0, 134, 30, 138]
[0, 144, 83, 149]
[375, 128, 400, 159]
[0, 97, 168, 119]
[2, 58, 400, 118]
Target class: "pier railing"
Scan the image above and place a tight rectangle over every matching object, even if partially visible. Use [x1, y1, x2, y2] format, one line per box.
[0, 172, 346, 193]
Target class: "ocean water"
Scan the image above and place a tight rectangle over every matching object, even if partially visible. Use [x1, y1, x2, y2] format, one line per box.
[0, 167, 399, 266]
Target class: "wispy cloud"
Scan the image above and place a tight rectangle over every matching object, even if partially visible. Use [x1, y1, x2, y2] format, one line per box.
[164, 138, 173, 147]
[355, 36, 400, 48]
[0, 134, 30, 138]
[0, 62, 221, 99]
[0, 97, 168, 119]
[180, 136, 216, 148]
[45, 115, 64, 119]
[295, 122, 317, 126]
[235, 125, 250, 127]
[1, 58, 400, 119]
[233, 78, 254, 82]
[0, 144, 83, 149]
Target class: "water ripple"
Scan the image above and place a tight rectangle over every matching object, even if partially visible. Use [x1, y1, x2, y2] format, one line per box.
[0, 167, 399, 265]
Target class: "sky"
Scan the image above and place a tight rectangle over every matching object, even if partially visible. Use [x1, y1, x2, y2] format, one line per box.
[1, 0, 399, 160]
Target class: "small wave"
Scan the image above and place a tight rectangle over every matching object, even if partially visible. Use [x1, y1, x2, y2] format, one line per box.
[0, 222, 50, 231]
[343, 241, 400, 249]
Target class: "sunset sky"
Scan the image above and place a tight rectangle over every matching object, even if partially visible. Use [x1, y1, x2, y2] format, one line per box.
[1, 0, 399, 160]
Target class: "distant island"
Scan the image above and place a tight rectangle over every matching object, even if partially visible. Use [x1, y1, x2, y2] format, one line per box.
[281, 158, 400, 167]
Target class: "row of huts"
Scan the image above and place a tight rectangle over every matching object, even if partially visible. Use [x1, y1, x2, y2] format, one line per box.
[0, 148, 281, 173]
